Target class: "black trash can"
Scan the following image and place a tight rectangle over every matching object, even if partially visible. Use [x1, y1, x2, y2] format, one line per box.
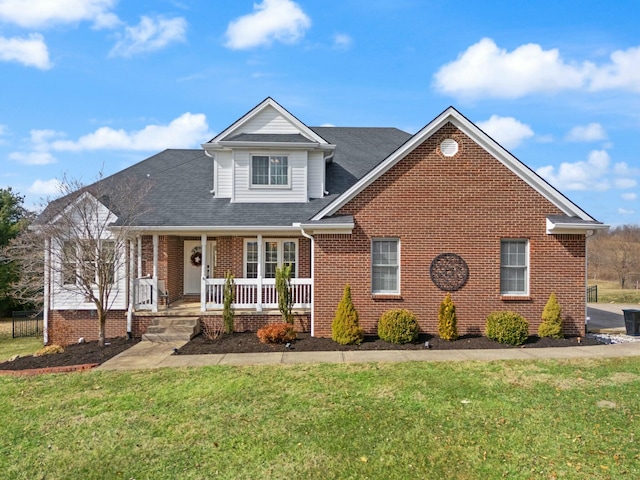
[622, 309, 640, 336]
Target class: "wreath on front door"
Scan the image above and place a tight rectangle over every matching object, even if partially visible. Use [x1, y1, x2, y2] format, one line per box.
[190, 247, 202, 267]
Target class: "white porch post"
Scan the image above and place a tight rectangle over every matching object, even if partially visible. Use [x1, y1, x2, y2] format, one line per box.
[200, 234, 207, 312]
[152, 234, 159, 312]
[137, 236, 142, 278]
[256, 234, 263, 312]
[43, 238, 50, 345]
[127, 238, 134, 337]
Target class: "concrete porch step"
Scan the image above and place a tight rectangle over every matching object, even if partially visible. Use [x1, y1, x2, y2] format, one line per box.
[142, 316, 200, 343]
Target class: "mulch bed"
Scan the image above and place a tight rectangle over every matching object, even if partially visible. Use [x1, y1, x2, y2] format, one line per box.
[0, 337, 140, 372]
[0, 333, 603, 373]
[175, 332, 601, 355]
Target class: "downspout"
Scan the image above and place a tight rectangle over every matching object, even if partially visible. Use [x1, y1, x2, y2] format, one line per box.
[584, 230, 594, 336]
[43, 238, 50, 345]
[127, 238, 134, 339]
[297, 225, 315, 337]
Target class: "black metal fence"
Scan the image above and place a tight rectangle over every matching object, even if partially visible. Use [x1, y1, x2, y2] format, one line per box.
[587, 285, 598, 303]
[12, 310, 44, 338]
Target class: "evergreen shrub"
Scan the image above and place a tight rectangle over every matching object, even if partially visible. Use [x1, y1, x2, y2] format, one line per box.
[485, 311, 529, 346]
[377, 309, 419, 344]
[438, 293, 459, 341]
[538, 293, 564, 338]
[331, 284, 364, 345]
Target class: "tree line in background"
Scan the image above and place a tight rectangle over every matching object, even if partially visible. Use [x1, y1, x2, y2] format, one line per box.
[588, 225, 640, 289]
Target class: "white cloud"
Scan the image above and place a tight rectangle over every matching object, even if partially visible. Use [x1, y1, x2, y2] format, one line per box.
[622, 192, 637, 201]
[109, 16, 187, 57]
[333, 33, 352, 50]
[0, 0, 119, 29]
[9, 129, 61, 164]
[565, 123, 607, 142]
[615, 178, 637, 189]
[476, 115, 534, 149]
[0, 34, 52, 69]
[28, 179, 62, 195]
[618, 208, 635, 215]
[225, 0, 311, 50]
[434, 38, 640, 99]
[613, 162, 640, 177]
[433, 38, 587, 99]
[9, 151, 57, 165]
[51, 113, 211, 151]
[536, 150, 611, 191]
[590, 45, 640, 92]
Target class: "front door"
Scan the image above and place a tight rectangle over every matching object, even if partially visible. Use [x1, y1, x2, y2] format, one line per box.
[184, 240, 216, 295]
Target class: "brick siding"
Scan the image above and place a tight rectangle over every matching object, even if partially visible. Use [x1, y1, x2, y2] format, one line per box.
[313, 123, 586, 337]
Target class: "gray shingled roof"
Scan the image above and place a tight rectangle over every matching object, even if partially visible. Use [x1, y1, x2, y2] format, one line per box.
[39, 127, 412, 229]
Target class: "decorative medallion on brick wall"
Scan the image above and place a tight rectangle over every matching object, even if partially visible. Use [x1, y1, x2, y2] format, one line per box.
[429, 253, 469, 291]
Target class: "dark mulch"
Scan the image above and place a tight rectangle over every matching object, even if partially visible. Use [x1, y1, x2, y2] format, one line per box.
[175, 332, 601, 355]
[0, 337, 141, 371]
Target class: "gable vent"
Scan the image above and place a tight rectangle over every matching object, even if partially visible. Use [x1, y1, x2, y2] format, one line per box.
[440, 138, 459, 157]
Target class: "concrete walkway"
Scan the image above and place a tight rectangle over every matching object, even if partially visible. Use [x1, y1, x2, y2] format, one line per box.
[97, 338, 640, 371]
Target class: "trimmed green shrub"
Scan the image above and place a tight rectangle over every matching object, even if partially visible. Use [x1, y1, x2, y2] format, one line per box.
[485, 311, 529, 346]
[257, 323, 296, 344]
[538, 293, 564, 338]
[438, 293, 459, 341]
[331, 284, 364, 345]
[276, 264, 293, 324]
[377, 309, 419, 344]
[223, 271, 235, 334]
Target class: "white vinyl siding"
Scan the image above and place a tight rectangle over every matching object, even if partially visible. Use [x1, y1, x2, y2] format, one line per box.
[231, 105, 300, 135]
[215, 151, 233, 198]
[372, 239, 400, 294]
[500, 239, 529, 295]
[234, 150, 308, 202]
[307, 151, 325, 199]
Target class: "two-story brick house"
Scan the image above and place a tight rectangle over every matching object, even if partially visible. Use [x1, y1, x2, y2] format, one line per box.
[39, 98, 607, 345]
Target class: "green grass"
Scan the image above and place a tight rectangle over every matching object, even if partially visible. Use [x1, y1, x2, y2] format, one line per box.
[1, 359, 640, 479]
[0, 318, 43, 361]
[589, 280, 640, 303]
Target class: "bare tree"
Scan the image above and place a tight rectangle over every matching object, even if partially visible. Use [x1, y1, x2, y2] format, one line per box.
[4, 172, 151, 347]
[589, 225, 640, 288]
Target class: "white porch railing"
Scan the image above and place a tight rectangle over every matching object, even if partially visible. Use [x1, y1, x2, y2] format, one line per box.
[133, 277, 312, 312]
[204, 278, 312, 311]
[134, 277, 156, 311]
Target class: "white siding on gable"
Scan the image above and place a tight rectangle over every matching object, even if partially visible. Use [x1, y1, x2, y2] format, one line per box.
[307, 151, 325, 199]
[215, 151, 233, 198]
[229, 105, 300, 136]
[233, 150, 308, 203]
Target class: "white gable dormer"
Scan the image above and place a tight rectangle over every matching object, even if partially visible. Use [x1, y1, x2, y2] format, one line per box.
[202, 98, 335, 203]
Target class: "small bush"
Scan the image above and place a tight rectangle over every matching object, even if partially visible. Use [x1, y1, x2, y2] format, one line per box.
[201, 318, 224, 340]
[257, 323, 296, 344]
[485, 311, 529, 346]
[438, 293, 459, 341]
[331, 284, 364, 345]
[34, 345, 64, 357]
[378, 309, 419, 344]
[538, 293, 564, 338]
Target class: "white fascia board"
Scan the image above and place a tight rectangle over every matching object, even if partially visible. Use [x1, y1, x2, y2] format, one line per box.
[209, 97, 331, 146]
[295, 221, 354, 235]
[111, 225, 306, 236]
[312, 107, 598, 222]
[546, 218, 610, 235]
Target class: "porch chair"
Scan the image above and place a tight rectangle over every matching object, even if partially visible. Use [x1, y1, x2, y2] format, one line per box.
[157, 279, 170, 308]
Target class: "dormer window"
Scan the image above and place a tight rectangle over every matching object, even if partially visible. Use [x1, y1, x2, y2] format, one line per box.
[251, 155, 289, 187]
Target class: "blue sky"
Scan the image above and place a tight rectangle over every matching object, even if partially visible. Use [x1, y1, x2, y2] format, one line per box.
[1, 0, 639, 226]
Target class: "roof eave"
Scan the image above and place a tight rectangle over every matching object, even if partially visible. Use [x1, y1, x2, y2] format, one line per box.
[545, 218, 610, 235]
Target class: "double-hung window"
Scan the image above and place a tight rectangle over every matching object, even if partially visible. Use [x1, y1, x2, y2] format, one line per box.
[61, 239, 117, 286]
[372, 238, 400, 294]
[500, 239, 529, 295]
[251, 155, 289, 187]
[244, 239, 297, 278]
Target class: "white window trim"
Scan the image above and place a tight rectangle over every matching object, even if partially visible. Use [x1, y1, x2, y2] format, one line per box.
[500, 239, 530, 296]
[244, 238, 299, 278]
[371, 237, 400, 295]
[249, 153, 291, 189]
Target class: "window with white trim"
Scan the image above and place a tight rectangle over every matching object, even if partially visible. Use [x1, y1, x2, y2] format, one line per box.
[500, 239, 529, 295]
[244, 239, 298, 278]
[251, 155, 289, 187]
[372, 238, 399, 294]
[61, 239, 116, 286]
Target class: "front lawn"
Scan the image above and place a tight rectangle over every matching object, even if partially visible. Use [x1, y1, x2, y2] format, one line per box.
[1, 358, 639, 479]
[0, 318, 42, 362]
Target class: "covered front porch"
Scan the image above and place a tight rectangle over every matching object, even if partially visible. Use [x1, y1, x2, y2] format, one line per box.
[127, 232, 313, 315]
